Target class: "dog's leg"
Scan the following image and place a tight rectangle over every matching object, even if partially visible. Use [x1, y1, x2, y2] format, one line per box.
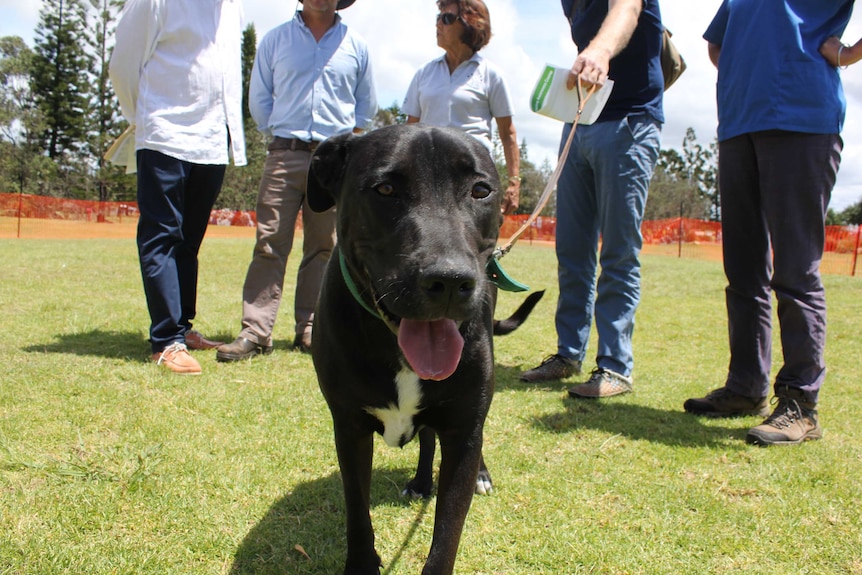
[405, 429, 493, 498]
[421, 427, 484, 574]
[403, 427, 436, 498]
[334, 424, 382, 575]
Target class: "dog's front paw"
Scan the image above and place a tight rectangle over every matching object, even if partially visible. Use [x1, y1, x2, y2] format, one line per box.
[475, 469, 493, 495]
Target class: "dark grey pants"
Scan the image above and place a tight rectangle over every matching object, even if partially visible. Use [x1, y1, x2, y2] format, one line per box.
[719, 130, 842, 404]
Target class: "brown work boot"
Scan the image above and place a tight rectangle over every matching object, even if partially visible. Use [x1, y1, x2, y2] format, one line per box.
[185, 329, 224, 350]
[683, 387, 769, 418]
[520, 354, 581, 383]
[152, 342, 201, 375]
[568, 367, 633, 398]
[746, 388, 822, 446]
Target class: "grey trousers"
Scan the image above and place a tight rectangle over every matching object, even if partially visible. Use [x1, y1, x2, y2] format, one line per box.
[719, 130, 842, 404]
[238, 147, 336, 347]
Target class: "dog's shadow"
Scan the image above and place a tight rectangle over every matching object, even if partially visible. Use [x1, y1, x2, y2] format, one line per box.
[494, 364, 751, 448]
[229, 468, 430, 575]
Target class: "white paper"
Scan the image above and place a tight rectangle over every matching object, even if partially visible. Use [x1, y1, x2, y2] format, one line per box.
[530, 64, 614, 125]
[104, 124, 137, 174]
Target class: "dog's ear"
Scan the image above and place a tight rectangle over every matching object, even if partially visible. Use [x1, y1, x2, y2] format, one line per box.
[307, 132, 354, 212]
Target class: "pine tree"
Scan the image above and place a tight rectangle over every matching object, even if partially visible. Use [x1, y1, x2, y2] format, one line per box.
[218, 24, 266, 211]
[31, 0, 93, 160]
[0, 36, 51, 195]
[241, 24, 256, 124]
[86, 0, 132, 201]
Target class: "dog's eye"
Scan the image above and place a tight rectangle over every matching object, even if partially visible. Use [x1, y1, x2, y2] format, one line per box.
[471, 184, 492, 199]
[376, 183, 395, 196]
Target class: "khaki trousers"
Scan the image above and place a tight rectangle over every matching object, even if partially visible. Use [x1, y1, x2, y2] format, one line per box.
[238, 147, 336, 346]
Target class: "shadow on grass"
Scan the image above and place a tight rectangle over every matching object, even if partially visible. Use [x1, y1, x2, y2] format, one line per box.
[494, 364, 750, 448]
[22, 329, 150, 358]
[230, 468, 433, 575]
[20, 329, 300, 359]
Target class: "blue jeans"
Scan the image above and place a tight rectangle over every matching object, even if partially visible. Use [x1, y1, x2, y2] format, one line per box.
[719, 131, 841, 404]
[136, 149, 225, 353]
[554, 114, 661, 377]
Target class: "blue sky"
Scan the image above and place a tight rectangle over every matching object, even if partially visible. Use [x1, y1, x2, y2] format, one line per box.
[3, 0, 862, 210]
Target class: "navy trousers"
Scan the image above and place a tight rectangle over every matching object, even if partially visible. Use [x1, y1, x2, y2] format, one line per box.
[719, 130, 842, 404]
[136, 149, 225, 353]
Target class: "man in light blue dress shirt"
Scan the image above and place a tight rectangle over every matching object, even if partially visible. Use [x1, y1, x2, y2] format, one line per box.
[217, 0, 377, 361]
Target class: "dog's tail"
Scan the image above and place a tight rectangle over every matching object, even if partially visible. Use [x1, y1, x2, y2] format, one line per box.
[493, 290, 545, 336]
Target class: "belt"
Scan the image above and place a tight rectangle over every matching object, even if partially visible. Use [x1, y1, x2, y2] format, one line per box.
[269, 136, 319, 153]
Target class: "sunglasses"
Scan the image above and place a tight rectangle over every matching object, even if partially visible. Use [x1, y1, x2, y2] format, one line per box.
[436, 12, 461, 25]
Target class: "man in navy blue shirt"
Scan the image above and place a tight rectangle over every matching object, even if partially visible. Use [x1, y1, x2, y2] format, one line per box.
[684, 0, 854, 446]
[521, 0, 663, 399]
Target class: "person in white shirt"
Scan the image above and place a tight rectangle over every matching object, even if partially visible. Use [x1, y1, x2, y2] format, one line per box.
[215, 0, 377, 362]
[402, 0, 521, 214]
[109, 0, 247, 375]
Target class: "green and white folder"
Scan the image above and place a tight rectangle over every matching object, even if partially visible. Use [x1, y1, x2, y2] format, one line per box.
[530, 64, 614, 125]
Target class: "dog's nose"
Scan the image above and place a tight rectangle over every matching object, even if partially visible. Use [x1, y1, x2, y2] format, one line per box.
[419, 269, 477, 305]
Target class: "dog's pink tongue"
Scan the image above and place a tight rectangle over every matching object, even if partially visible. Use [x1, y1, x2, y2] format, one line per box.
[397, 319, 464, 381]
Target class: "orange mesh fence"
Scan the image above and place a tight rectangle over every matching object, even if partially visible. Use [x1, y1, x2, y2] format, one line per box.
[2, 193, 859, 276]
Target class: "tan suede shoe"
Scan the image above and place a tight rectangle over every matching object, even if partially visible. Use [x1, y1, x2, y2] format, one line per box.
[152, 342, 202, 375]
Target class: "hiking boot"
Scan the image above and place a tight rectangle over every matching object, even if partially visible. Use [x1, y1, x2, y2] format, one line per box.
[683, 387, 769, 418]
[152, 342, 201, 375]
[520, 354, 582, 383]
[216, 337, 274, 362]
[746, 392, 822, 446]
[568, 367, 633, 398]
[185, 329, 224, 350]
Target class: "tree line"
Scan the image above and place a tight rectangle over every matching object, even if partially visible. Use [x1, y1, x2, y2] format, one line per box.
[2, 0, 860, 224]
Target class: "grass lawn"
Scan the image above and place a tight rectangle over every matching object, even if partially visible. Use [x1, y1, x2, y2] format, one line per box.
[1, 237, 861, 575]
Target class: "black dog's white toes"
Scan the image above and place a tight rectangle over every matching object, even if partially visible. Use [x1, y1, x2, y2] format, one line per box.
[475, 471, 493, 496]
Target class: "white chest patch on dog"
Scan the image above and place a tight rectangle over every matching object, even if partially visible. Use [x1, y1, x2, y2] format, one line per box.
[365, 367, 423, 448]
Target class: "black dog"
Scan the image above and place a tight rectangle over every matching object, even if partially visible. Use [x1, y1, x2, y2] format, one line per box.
[307, 123, 537, 575]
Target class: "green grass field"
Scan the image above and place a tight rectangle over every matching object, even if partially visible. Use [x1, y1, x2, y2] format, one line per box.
[1, 237, 861, 574]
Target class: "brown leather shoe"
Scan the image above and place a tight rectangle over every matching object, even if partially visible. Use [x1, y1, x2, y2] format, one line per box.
[152, 342, 202, 375]
[293, 329, 312, 353]
[185, 329, 224, 350]
[216, 337, 273, 362]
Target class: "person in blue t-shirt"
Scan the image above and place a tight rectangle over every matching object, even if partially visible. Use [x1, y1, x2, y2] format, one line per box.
[521, 0, 663, 398]
[821, 34, 862, 68]
[683, 0, 854, 447]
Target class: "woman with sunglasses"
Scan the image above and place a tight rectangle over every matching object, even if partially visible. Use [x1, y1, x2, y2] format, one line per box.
[402, 0, 521, 215]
